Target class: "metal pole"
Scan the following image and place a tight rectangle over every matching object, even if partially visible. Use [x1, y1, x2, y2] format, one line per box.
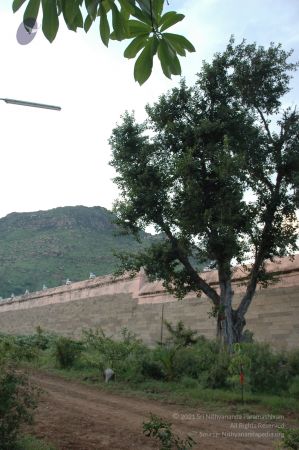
[160, 304, 165, 345]
[0, 98, 61, 111]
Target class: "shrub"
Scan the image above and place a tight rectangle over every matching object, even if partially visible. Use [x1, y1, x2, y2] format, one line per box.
[143, 413, 195, 450]
[54, 337, 82, 369]
[0, 335, 38, 363]
[152, 346, 179, 381]
[289, 376, 299, 399]
[180, 376, 199, 389]
[82, 327, 148, 382]
[240, 329, 254, 343]
[141, 359, 165, 380]
[202, 351, 230, 389]
[164, 321, 199, 347]
[0, 365, 38, 450]
[287, 350, 299, 378]
[16, 435, 56, 450]
[241, 343, 291, 393]
[278, 426, 299, 450]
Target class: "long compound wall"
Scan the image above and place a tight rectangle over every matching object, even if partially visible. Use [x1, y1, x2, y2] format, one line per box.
[0, 256, 298, 350]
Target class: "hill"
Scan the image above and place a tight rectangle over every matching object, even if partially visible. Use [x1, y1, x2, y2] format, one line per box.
[0, 206, 153, 298]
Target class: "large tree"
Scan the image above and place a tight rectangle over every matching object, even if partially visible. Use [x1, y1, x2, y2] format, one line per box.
[109, 38, 299, 348]
[12, 0, 195, 84]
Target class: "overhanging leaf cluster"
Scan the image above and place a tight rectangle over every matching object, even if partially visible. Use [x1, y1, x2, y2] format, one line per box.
[12, 0, 195, 84]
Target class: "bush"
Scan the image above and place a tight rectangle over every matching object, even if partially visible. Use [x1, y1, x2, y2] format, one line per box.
[289, 376, 299, 399]
[278, 426, 299, 450]
[54, 337, 82, 369]
[16, 435, 56, 450]
[152, 346, 179, 381]
[0, 365, 38, 450]
[287, 350, 299, 378]
[241, 343, 291, 393]
[0, 334, 38, 363]
[164, 321, 199, 347]
[181, 376, 199, 389]
[82, 327, 148, 382]
[143, 413, 195, 450]
[141, 359, 165, 380]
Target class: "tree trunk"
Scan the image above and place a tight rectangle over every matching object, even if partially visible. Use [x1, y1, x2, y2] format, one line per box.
[217, 264, 234, 351]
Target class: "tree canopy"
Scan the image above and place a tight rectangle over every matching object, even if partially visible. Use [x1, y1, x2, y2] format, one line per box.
[12, 0, 195, 84]
[109, 37, 299, 347]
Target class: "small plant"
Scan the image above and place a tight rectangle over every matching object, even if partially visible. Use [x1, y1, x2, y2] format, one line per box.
[289, 376, 299, 399]
[53, 337, 82, 369]
[278, 426, 299, 449]
[143, 413, 195, 450]
[164, 321, 199, 347]
[0, 364, 38, 450]
[228, 343, 251, 398]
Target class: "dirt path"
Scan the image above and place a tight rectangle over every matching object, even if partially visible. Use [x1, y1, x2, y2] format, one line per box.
[27, 371, 292, 450]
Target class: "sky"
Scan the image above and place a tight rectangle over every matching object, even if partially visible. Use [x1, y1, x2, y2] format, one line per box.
[0, 0, 298, 219]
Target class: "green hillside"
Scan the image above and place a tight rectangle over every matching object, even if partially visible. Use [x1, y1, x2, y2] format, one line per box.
[0, 206, 152, 298]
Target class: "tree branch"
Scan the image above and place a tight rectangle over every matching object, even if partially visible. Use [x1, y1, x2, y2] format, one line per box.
[251, 168, 274, 194]
[161, 223, 221, 306]
[256, 107, 273, 143]
[237, 172, 283, 318]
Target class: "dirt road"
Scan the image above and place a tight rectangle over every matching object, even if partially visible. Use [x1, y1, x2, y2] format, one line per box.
[27, 371, 290, 450]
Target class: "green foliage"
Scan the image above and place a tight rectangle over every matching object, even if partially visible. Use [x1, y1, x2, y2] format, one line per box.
[0, 334, 39, 363]
[278, 426, 299, 450]
[143, 413, 195, 450]
[53, 336, 82, 369]
[0, 365, 38, 450]
[110, 38, 299, 344]
[240, 343, 297, 394]
[152, 346, 178, 381]
[83, 327, 148, 381]
[164, 320, 199, 347]
[0, 206, 154, 299]
[16, 435, 57, 450]
[12, 0, 195, 84]
[289, 376, 299, 399]
[228, 343, 251, 374]
[141, 358, 165, 380]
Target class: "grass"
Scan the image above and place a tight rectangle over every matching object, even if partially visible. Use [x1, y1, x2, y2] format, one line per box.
[24, 360, 299, 417]
[16, 435, 57, 450]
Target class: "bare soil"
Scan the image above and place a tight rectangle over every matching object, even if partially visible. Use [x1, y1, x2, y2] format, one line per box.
[26, 371, 294, 450]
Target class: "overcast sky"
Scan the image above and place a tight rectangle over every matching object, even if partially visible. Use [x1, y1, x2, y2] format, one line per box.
[0, 0, 298, 219]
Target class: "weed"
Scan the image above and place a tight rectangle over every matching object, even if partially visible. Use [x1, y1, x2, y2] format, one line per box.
[143, 413, 195, 450]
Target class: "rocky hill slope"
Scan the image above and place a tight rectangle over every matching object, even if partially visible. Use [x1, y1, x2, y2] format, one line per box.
[0, 206, 152, 298]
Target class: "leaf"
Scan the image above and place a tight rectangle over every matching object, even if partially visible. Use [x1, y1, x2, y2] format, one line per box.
[152, 0, 164, 22]
[84, 14, 93, 32]
[85, 0, 99, 20]
[71, 9, 83, 30]
[159, 38, 181, 75]
[128, 19, 151, 37]
[99, 4, 110, 46]
[136, 0, 151, 16]
[162, 33, 196, 53]
[160, 12, 185, 32]
[111, 2, 127, 40]
[157, 38, 174, 79]
[134, 37, 155, 85]
[12, 0, 27, 13]
[42, 0, 59, 42]
[163, 34, 186, 57]
[118, 0, 135, 14]
[62, 0, 80, 28]
[124, 34, 148, 59]
[131, 4, 152, 26]
[23, 0, 40, 24]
